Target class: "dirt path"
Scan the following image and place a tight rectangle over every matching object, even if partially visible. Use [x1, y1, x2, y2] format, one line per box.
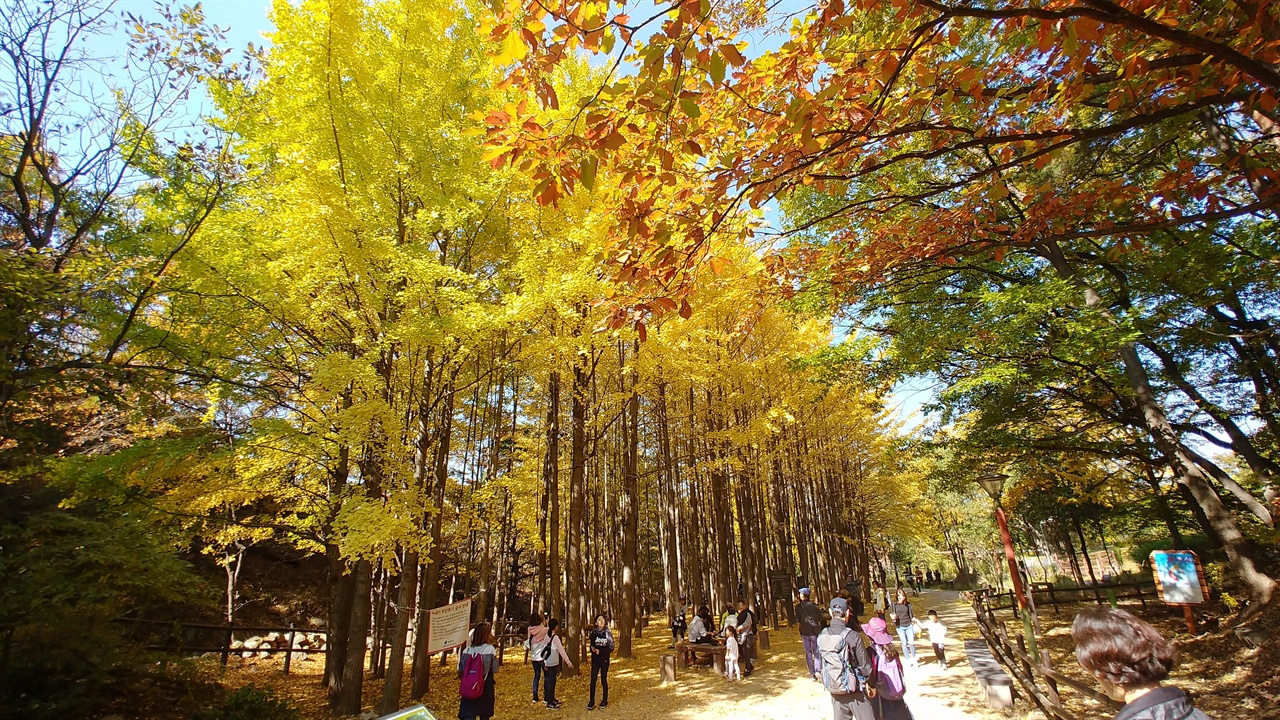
[895, 589, 1006, 720]
[222, 591, 1004, 719]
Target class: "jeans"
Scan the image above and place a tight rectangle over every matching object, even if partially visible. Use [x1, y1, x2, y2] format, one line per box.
[933, 642, 947, 666]
[544, 664, 560, 705]
[740, 633, 755, 674]
[531, 660, 544, 700]
[897, 625, 916, 662]
[590, 656, 610, 705]
[802, 634, 820, 677]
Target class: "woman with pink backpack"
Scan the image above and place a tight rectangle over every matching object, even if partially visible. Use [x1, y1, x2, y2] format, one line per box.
[862, 617, 915, 720]
[458, 622, 498, 720]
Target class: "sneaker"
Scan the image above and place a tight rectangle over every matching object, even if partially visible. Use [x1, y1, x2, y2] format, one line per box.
[587, 703, 595, 711]
[600, 702, 608, 708]
[548, 702, 562, 710]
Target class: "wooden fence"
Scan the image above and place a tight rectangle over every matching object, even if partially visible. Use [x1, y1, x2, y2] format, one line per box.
[121, 617, 536, 673]
[972, 602, 1124, 720]
[974, 579, 1157, 617]
[116, 618, 326, 674]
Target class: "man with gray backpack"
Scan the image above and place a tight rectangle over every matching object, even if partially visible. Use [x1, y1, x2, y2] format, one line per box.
[818, 597, 878, 720]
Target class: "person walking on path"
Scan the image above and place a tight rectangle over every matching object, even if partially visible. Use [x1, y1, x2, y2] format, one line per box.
[587, 613, 614, 710]
[862, 617, 914, 720]
[527, 613, 550, 703]
[458, 622, 498, 720]
[818, 597, 877, 720]
[1072, 607, 1214, 720]
[871, 582, 887, 620]
[735, 600, 757, 677]
[914, 610, 947, 669]
[796, 587, 826, 681]
[889, 590, 917, 665]
[541, 618, 574, 709]
[724, 625, 742, 681]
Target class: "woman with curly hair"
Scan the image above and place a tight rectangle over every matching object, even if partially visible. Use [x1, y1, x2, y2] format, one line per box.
[1071, 607, 1212, 720]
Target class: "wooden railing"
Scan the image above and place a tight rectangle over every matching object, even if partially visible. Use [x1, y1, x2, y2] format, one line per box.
[116, 618, 326, 674]
[972, 602, 1123, 720]
[973, 579, 1157, 617]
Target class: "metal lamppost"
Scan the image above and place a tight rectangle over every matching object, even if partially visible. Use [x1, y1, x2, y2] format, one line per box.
[977, 472, 1038, 653]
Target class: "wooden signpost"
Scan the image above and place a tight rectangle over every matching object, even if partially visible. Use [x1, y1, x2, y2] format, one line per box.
[1149, 550, 1209, 633]
[426, 598, 473, 656]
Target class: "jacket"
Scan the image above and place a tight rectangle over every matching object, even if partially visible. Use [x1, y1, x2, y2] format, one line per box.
[818, 618, 877, 695]
[1114, 687, 1211, 720]
[796, 600, 826, 637]
[589, 626, 615, 659]
[528, 624, 550, 661]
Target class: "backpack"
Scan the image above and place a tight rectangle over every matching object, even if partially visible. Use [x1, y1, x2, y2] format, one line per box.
[798, 602, 823, 635]
[873, 645, 906, 700]
[459, 649, 486, 700]
[540, 633, 555, 661]
[818, 628, 868, 694]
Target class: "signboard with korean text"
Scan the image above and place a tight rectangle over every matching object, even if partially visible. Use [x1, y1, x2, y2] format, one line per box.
[426, 599, 472, 655]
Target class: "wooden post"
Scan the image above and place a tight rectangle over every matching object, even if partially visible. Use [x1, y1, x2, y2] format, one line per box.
[1137, 582, 1147, 609]
[1182, 606, 1196, 634]
[1039, 650, 1059, 706]
[660, 653, 677, 683]
[1048, 584, 1058, 613]
[220, 622, 233, 670]
[283, 624, 295, 675]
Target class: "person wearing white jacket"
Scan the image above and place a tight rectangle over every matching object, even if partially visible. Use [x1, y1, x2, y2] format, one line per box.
[540, 618, 574, 709]
[527, 613, 550, 703]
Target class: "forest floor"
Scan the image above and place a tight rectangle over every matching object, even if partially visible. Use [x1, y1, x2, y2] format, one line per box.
[216, 589, 1013, 720]
[1025, 598, 1279, 720]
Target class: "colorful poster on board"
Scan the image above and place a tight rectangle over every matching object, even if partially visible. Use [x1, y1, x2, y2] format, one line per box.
[1150, 550, 1207, 605]
[426, 599, 472, 655]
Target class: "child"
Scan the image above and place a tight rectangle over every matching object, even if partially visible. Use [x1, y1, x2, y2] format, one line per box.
[863, 617, 914, 720]
[723, 625, 741, 681]
[541, 618, 574, 709]
[587, 614, 614, 710]
[914, 610, 948, 670]
[526, 613, 549, 703]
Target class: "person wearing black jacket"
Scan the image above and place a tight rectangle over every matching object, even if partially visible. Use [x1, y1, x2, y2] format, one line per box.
[735, 600, 757, 677]
[1072, 608, 1212, 720]
[889, 590, 917, 666]
[796, 587, 826, 681]
[587, 614, 615, 710]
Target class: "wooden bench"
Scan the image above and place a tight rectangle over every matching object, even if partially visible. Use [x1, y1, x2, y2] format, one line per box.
[675, 641, 727, 675]
[964, 639, 1014, 709]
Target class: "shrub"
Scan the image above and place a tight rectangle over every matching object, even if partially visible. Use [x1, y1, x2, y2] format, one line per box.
[197, 684, 300, 720]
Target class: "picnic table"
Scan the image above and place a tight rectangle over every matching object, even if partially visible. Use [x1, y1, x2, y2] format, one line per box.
[674, 641, 727, 675]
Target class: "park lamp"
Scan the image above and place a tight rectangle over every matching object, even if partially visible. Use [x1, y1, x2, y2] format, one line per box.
[976, 473, 1008, 503]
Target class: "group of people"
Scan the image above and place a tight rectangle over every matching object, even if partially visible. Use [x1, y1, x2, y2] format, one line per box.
[671, 596, 758, 680]
[796, 583, 1213, 720]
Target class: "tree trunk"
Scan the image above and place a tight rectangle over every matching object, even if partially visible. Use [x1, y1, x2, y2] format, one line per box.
[379, 549, 418, 714]
[335, 558, 373, 715]
[411, 382, 455, 699]
[565, 355, 588, 673]
[618, 343, 640, 657]
[1042, 240, 1277, 610]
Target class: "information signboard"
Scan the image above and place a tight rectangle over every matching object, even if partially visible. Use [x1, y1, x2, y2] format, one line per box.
[1150, 550, 1208, 605]
[426, 599, 472, 655]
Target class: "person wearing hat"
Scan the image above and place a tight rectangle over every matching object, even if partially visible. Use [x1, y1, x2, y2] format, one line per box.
[796, 587, 826, 681]
[863, 617, 914, 720]
[817, 597, 877, 720]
